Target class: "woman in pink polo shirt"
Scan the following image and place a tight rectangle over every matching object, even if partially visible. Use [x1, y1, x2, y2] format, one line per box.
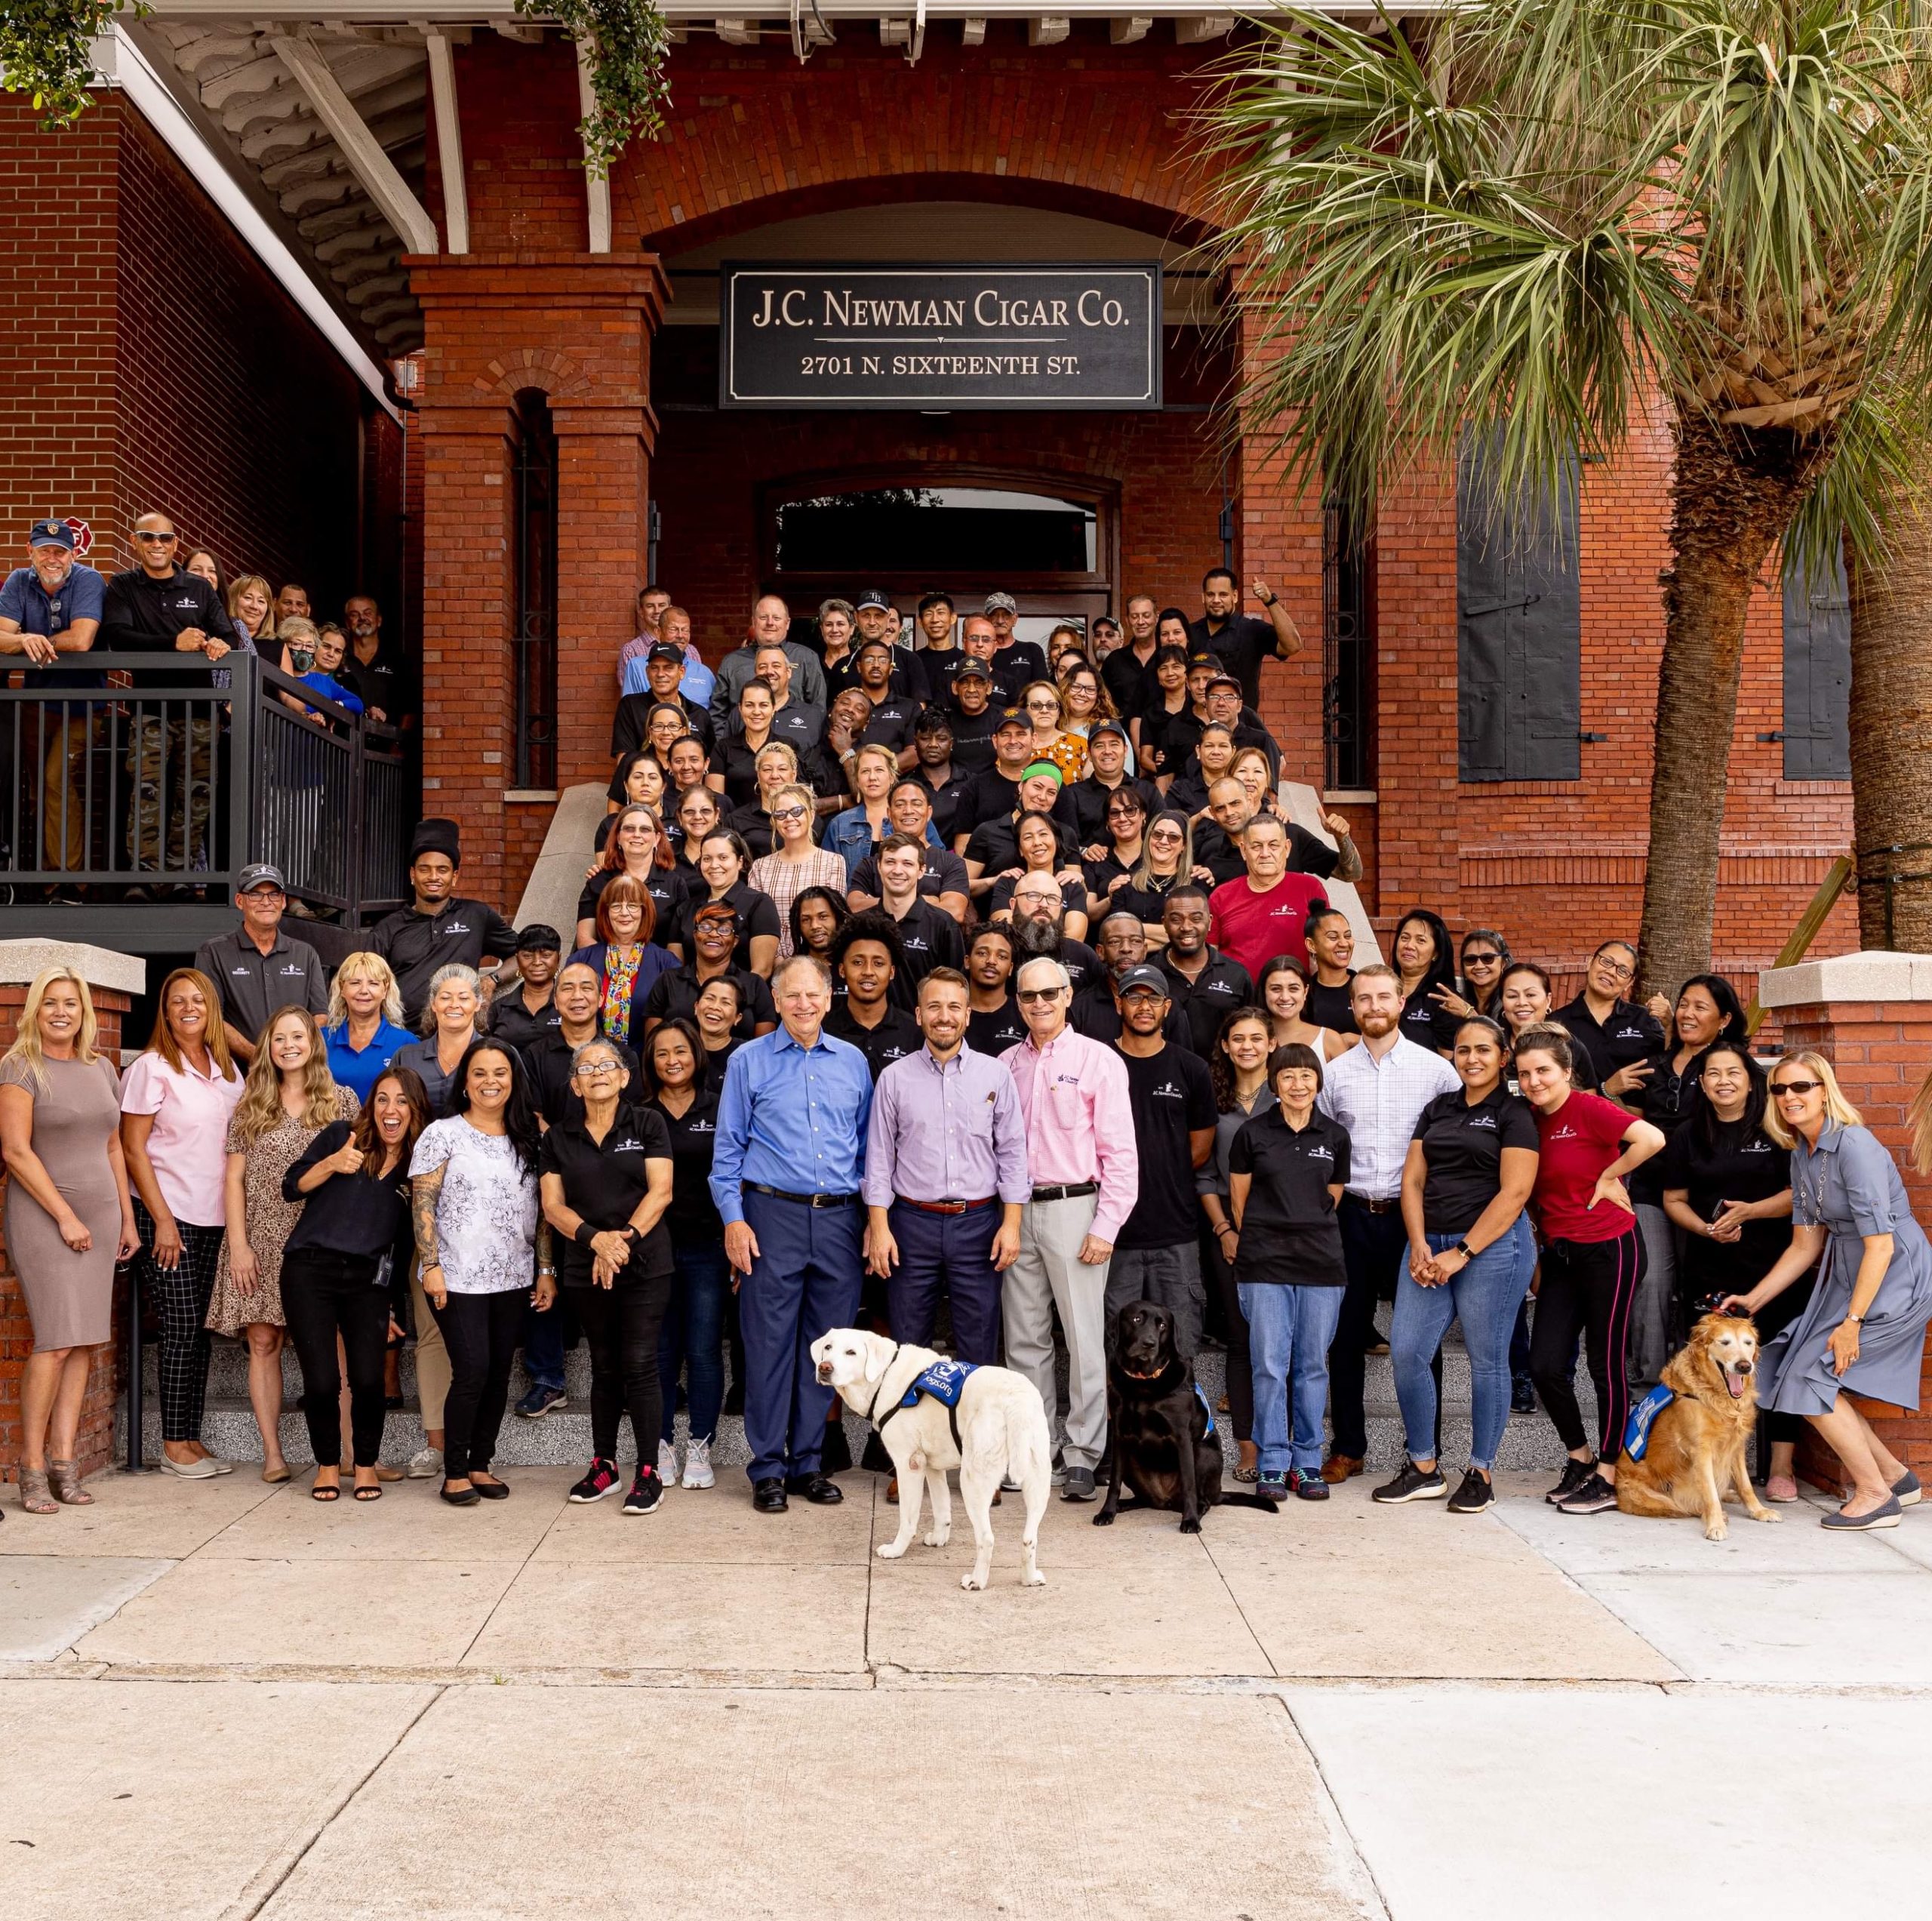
[120, 968, 245, 1478]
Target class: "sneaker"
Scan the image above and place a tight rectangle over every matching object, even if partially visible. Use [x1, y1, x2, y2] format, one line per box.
[1060, 1465, 1097, 1502]
[1555, 1471, 1617, 1515]
[1511, 1375, 1537, 1415]
[1372, 1460, 1447, 1504]
[568, 1458, 622, 1504]
[1000, 1471, 1023, 1494]
[681, 1438, 715, 1489]
[516, 1384, 567, 1419]
[1257, 1473, 1291, 1501]
[1050, 1448, 1067, 1487]
[623, 1468, 664, 1516]
[1545, 1458, 1595, 1505]
[1289, 1469, 1330, 1501]
[1447, 1469, 1495, 1513]
[657, 1439, 679, 1485]
[405, 1446, 443, 1480]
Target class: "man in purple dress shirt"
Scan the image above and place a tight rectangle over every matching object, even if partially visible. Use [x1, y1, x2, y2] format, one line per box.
[862, 969, 1029, 1365]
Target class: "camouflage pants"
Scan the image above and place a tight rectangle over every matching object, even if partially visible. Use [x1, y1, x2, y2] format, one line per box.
[125, 713, 215, 873]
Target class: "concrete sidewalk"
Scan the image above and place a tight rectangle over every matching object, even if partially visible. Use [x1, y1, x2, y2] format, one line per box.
[2, 1467, 1928, 1918]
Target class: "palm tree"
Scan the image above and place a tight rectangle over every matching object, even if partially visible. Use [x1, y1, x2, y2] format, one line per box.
[1200, 0, 1932, 993]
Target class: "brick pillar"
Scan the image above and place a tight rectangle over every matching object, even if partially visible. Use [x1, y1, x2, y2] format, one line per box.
[1758, 952, 1932, 1493]
[408, 252, 666, 906]
[0, 941, 145, 1483]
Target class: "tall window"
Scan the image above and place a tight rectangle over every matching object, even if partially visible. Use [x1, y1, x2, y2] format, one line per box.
[1782, 552, 1851, 780]
[511, 389, 558, 790]
[1321, 497, 1373, 791]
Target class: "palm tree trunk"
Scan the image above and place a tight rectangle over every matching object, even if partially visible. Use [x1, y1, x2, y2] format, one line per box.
[1848, 494, 1932, 950]
[1637, 414, 1813, 1000]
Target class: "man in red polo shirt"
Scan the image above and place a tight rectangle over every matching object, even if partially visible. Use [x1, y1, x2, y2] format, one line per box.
[1207, 814, 1330, 979]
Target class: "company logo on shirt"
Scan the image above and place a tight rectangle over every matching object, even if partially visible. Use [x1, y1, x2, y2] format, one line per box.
[228, 964, 251, 977]
[1151, 1081, 1186, 1101]
[1466, 1113, 1497, 1130]
[1204, 979, 1238, 996]
[277, 963, 306, 977]
[613, 1137, 646, 1153]
[1304, 1144, 1334, 1162]
[687, 1119, 716, 1135]
[1549, 1124, 1579, 1141]
[442, 920, 472, 937]
[1614, 1025, 1649, 1042]
[1268, 904, 1300, 919]
[1739, 1140, 1774, 1155]
[903, 935, 931, 954]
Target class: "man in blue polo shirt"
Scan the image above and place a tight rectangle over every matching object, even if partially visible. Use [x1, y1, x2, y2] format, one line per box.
[0, 519, 106, 880]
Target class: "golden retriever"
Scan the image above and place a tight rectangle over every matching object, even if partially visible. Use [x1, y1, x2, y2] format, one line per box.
[1615, 1313, 1784, 1541]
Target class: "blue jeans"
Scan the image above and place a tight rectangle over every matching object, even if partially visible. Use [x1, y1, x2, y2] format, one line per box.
[658, 1243, 732, 1445]
[1392, 1217, 1537, 1473]
[1238, 1282, 1345, 1476]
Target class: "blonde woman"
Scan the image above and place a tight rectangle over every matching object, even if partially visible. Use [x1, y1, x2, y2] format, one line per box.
[208, 1008, 355, 1483]
[119, 968, 245, 1476]
[725, 740, 802, 857]
[1720, 1054, 1932, 1530]
[0, 968, 138, 1513]
[749, 783, 847, 956]
[225, 573, 275, 654]
[824, 742, 899, 878]
[321, 950, 414, 1106]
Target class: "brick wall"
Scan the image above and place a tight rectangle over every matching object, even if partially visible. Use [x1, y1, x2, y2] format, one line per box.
[0, 984, 133, 1482]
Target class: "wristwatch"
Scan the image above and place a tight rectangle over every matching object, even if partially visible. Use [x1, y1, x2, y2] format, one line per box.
[1844, 1312, 1865, 1325]
[1454, 1240, 1473, 1261]
[1257, 589, 1277, 606]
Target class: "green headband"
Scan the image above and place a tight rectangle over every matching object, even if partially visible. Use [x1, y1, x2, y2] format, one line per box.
[1021, 760, 1064, 786]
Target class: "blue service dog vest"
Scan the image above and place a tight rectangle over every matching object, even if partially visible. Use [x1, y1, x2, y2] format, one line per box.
[878, 1359, 980, 1453]
[1623, 1383, 1675, 1461]
[1194, 1382, 1217, 1440]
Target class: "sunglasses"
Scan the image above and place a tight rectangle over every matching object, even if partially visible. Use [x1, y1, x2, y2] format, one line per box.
[1016, 987, 1062, 1003]
[771, 805, 808, 824]
[1149, 827, 1183, 842]
[1463, 952, 1502, 966]
[133, 531, 177, 543]
[1772, 1079, 1824, 1096]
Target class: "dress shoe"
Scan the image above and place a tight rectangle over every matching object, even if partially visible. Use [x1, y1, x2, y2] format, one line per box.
[885, 1474, 900, 1506]
[752, 1478, 789, 1513]
[1320, 1452, 1364, 1485]
[785, 1473, 843, 1504]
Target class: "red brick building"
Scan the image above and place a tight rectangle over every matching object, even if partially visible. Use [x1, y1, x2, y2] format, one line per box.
[7, 12, 1857, 984]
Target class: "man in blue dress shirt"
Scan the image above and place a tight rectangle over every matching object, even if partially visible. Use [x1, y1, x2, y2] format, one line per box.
[711, 951, 875, 1512]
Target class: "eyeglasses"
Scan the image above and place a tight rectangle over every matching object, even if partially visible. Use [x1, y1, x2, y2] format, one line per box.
[1772, 1079, 1823, 1096]
[1594, 956, 1635, 981]
[1015, 987, 1063, 1003]
[771, 805, 808, 824]
[577, 1060, 623, 1078]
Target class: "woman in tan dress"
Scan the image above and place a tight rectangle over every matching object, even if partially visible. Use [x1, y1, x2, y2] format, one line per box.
[208, 1007, 355, 1482]
[0, 967, 139, 1515]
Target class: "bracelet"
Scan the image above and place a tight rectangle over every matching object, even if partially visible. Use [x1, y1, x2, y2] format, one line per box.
[1844, 1312, 1864, 1325]
[1217, 1221, 1236, 1237]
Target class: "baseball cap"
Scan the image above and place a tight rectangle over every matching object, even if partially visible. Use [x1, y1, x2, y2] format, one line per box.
[1206, 672, 1243, 694]
[1186, 651, 1220, 672]
[1117, 965, 1171, 998]
[647, 641, 684, 666]
[993, 708, 1032, 732]
[29, 519, 75, 551]
[855, 588, 892, 611]
[236, 862, 286, 894]
[952, 658, 992, 682]
[515, 922, 562, 954]
[1089, 719, 1129, 745]
[983, 592, 1018, 614]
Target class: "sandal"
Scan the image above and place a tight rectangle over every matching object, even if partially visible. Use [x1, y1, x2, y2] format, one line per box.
[47, 1460, 94, 1506]
[311, 1480, 342, 1502]
[1232, 1463, 1260, 1483]
[18, 1467, 58, 1515]
[352, 1483, 383, 1502]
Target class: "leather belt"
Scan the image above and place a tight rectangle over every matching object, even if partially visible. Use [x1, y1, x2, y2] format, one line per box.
[1343, 1193, 1399, 1215]
[745, 1183, 862, 1209]
[898, 1196, 999, 1215]
[1030, 1181, 1097, 1203]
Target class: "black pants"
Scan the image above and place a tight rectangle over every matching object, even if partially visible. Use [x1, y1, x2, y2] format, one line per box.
[573, 1270, 674, 1464]
[1204, 1232, 1254, 1442]
[1529, 1228, 1646, 1462]
[281, 1247, 390, 1467]
[1331, 1199, 1441, 1461]
[429, 1288, 525, 1479]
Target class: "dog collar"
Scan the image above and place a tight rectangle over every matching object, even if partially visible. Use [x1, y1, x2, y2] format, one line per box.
[864, 1344, 905, 1427]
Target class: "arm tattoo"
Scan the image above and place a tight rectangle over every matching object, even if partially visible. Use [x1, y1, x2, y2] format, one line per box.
[411, 1165, 445, 1269]
[1334, 838, 1364, 882]
[534, 1218, 555, 1270]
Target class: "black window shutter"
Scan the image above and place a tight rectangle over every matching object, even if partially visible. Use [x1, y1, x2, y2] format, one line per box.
[1783, 551, 1851, 780]
[1457, 445, 1581, 782]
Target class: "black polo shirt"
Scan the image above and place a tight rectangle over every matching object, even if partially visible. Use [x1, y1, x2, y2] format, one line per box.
[1050, 937, 1103, 996]
[1399, 993, 1463, 1057]
[1105, 873, 1192, 931]
[964, 815, 1077, 877]
[673, 882, 780, 971]
[1186, 611, 1279, 710]
[526, 1030, 642, 1128]
[914, 765, 974, 842]
[1657, 1119, 1793, 1300]
[1115, 1043, 1218, 1249]
[1305, 974, 1358, 1036]
[1069, 984, 1189, 1049]
[97, 565, 238, 688]
[1102, 644, 1158, 719]
[966, 999, 1029, 1055]
[961, 767, 1024, 833]
[851, 845, 970, 905]
[1411, 1085, 1541, 1237]
[884, 900, 964, 1008]
[611, 691, 712, 759]
[484, 987, 562, 1054]
[700, 1035, 743, 1094]
[1137, 701, 1202, 778]
[1158, 948, 1254, 1056]
[649, 1089, 724, 1238]
[992, 638, 1048, 687]
[641, 962, 776, 1040]
[369, 897, 520, 1027]
[193, 926, 329, 1043]
[942, 704, 1000, 774]
[824, 1001, 923, 1080]
[539, 1102, 675, 1287]
[858, 694, 924, 753]
[709, 733, 786, 807]
[1053, 774, 1164, 848]
[1555, 995, 1666, 1095]
[579, 864, 689, 946]
[1227, 1107, 1352, 1285]
[343, 645, 413, 725]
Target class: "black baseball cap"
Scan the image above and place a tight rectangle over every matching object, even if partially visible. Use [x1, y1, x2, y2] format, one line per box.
[1117, 965, 1171, 998]
[515, 922, 562, 954]
[236, 862, 286, 894]
[993, 709, 1032, 733]
[1206, 672, 1243, 694]
[1089, 719, 1129, 745]
[647, 641, 684, 665]
[952, 658, 992, 683]
[855, 588, 892, 611]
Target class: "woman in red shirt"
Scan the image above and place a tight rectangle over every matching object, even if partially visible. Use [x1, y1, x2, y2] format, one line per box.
[1516, 1023, 1666, 1514]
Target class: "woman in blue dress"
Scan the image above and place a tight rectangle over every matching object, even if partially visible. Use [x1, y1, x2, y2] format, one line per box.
[1721, 1052, 1932, 1531]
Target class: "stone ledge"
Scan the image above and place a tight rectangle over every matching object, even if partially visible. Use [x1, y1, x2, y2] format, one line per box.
[0, 940, 146, 996]
[1758, 950, 1932, 1011]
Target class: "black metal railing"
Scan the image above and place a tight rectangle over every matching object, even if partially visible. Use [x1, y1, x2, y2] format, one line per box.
[0, 651, 409, 932]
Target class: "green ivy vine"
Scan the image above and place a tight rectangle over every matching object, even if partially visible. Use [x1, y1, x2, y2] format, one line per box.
[517, 0, 672, 180]
[1, 0, 143, 132]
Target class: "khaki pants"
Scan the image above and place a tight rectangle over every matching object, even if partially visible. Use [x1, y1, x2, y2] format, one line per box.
[1001, 1191, 1111, 1470]
[38, 706, 103, 871]
[410, 1267, 451, 1431]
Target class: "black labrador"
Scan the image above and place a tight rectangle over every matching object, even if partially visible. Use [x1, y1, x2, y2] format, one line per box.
[1095, 1300, 1279, 1532]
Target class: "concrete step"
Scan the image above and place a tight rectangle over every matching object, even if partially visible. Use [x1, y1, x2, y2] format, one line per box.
[124, 1333, 1600, 1476]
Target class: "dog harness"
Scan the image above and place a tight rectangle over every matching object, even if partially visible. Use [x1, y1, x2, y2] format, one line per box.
[1194, 1382, 1217, 1440]
[873, 1356, 980, 1455]
[1623, 1383, 1675, 1461]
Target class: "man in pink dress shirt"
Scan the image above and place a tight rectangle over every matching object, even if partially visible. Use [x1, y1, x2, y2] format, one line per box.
[1004, 954, 1139, 1501]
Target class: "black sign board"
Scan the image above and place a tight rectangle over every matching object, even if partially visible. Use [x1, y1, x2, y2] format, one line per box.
[718, 261, 1162, 411]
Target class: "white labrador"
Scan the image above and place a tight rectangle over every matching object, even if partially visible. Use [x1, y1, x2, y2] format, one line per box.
[811, 1329, 1051, 1590]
